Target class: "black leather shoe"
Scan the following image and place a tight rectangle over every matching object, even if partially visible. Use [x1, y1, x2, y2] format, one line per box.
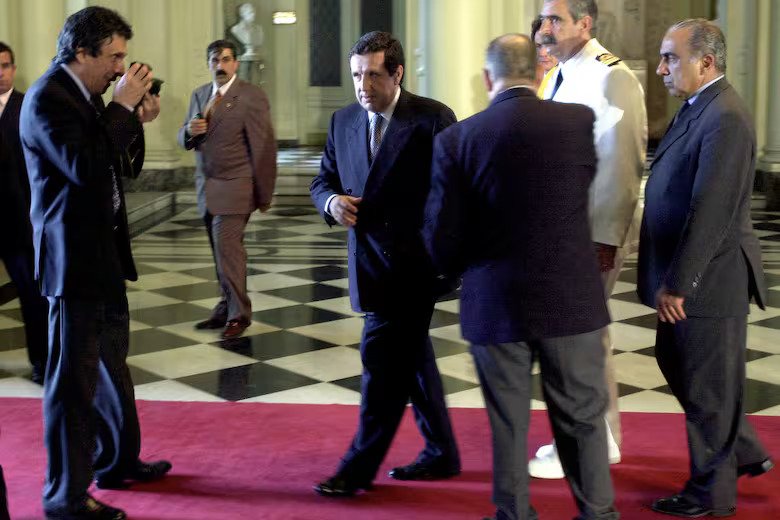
[313, 475, 372, 497]
[195, 317, 226, 330]
[738, 457, 774, 478]
[31, 366, 45, 385]
[45, 495, 126, 519]
[222, 319, 250, 339]
[388, 460, 460, 481]
[651, 495, 735, 518]
[96, 459, 172, 490]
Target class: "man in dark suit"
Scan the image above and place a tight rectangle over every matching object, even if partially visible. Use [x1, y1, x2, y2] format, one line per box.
[423, 33, 618, 520]
[178, 39, 277, 339]
[310, 31, 460, 497]
[20, 7, 171, 519]
[0, 41, 48, 384]
[639, 19, 773, 518]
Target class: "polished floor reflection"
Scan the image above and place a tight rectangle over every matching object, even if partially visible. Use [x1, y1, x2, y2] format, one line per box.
[1, 153, 779, 417]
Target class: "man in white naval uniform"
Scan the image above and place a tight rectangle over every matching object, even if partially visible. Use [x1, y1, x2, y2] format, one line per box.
[530, 0, 647, 479]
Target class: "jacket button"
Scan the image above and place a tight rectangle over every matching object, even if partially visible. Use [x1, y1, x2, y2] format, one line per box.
[692, 281, 698, 288]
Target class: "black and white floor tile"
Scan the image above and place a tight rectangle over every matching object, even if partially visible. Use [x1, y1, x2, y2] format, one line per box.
[1, 150, 779, 417]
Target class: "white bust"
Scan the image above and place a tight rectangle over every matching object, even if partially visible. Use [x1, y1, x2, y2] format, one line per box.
[230, 3, 264, 60]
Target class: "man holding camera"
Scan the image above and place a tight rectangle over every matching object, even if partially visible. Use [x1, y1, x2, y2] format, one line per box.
[20, 7, 171, 519]
[178, 40, 277, 339]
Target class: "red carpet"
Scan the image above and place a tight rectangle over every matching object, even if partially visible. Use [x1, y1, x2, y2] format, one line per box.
[0, 398, 777, 519]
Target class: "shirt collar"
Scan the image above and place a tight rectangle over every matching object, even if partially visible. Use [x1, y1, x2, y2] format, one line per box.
[0, 87, 13, 108]
[687, 75, 725, 105]
[60, 63, 93, 102]
[367, 86, 401, 123]
[212, 73, 238, 97]
[557, 38, 599, 76]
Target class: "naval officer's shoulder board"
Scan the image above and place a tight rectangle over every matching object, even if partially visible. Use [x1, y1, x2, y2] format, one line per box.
[595, 53, 622, 67]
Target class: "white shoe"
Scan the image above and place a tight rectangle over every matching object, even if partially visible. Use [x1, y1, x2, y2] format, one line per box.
[606, 421, 621, 464]
[528, 443, 565, 479]
[529, 428, 621, 480]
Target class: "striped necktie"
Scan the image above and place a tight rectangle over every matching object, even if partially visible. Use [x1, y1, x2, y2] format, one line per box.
[369, 113, 384, 161]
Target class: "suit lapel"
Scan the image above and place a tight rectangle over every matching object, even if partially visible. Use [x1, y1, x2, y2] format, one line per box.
[652, 79, 730, 167]
[363, 90, 415, 198]
[346, 108, 370, 191]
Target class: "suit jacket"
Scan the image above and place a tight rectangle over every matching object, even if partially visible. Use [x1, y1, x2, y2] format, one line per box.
[544, 39, 647, 252]
[178, 78, 277, 217]
[20, 64, 143, 299]
[423, 88, 609, 344]
[637, 79, 766, 316]
[0, 89, 34, 254]
[310, 89, 456, 313]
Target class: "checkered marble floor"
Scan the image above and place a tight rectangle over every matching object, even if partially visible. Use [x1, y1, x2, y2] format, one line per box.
[1, 152, 779, 416]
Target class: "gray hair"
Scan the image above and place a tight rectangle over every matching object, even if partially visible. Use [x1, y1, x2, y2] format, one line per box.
[670, 18, 727, 72]
[485, 34, 536, 82]
[545, 0, 598, 33]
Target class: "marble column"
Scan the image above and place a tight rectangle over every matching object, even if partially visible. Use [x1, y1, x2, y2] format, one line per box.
[718, 0, 758, 113]
[760, 0, 780, 208]
[123, 0, 179, 168]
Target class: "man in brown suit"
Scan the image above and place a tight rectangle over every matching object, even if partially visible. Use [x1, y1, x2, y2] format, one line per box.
[178, 39, 277, 339]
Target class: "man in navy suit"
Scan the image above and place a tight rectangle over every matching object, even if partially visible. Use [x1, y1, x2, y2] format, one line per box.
[310, 31, 460, 497]
[639, 19, 772, 518]
[424, 34, 618, 520]
[21, 7, 171, 519]
[0, 41, 48, 384]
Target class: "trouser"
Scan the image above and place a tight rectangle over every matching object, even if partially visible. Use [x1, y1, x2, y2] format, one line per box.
[42, 295, 140, 513]
[337, 303, 460, 483]
[1, 247, 48, 374]
[472, 331, 619, 520]
[655, 315, 768, 511]
[206, 212, 251, 323]
[599, 246, 627, 446]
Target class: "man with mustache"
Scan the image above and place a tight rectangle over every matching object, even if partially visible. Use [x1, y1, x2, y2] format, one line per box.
[640, 19, 772, 517]
[529, 0, 647, 480]
[178, 40, 277, 339]
[530, 18, 559, 96]
[20, 6, 171, 519]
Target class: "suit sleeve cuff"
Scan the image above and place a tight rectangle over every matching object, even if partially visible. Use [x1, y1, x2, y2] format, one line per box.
[324, 194, 338, 216]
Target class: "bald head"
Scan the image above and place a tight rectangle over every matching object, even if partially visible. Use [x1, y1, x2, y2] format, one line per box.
[486, 34, 537, 84]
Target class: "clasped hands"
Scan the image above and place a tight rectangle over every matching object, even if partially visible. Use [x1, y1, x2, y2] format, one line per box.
[113, 62, 160, 123]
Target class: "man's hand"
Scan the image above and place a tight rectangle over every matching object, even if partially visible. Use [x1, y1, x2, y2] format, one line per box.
[330, 195, 362, 227]
[655, 286, 687, 323]
[258, 202, 271, 213]
[136, 93, 160, 123]
[594, 242, 617, 272]
[188, 116, 208, 137]
[113, 62, 152, 109]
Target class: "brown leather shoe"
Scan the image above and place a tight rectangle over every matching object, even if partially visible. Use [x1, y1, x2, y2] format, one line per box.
[222, 319, 250, 339]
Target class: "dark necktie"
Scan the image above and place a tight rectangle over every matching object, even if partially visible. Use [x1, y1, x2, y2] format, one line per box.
[91, 96, 121, 215]
[369, 112, 384, 161]
[549, 69, 564, 100]
[672, 99, 692, 126]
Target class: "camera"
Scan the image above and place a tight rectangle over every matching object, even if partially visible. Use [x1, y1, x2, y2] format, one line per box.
[129, 61, 164, 96]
